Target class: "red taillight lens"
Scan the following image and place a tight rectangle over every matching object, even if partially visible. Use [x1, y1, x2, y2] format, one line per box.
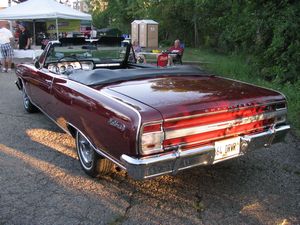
[163, 106, 270, 131]
[143, 123, 162, 133]
[140, 123, 164, 155]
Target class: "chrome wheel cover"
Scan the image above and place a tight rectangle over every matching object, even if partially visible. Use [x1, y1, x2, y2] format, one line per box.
[23, 91, 30, 109]
[77, 133, 94, 169]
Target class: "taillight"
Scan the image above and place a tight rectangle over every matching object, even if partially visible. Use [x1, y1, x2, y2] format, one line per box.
[274, 102, 287, 124]
[275, 102, 286, 110]
[140, 122, 164, 155]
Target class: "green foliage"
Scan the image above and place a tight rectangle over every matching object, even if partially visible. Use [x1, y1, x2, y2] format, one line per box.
[88, 0, 300, 82]
[185, 48, 300, 135]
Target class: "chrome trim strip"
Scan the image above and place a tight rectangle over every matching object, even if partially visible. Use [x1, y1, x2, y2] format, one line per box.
[212, 154, 241, 164]
[101, 91, 142, 155]
[19, 79, 127, 170]
[123, 145, 212, 165]
[241, 125, 290, 149]
[139, 120, 164, 155]
[164, 100, 286, 122]
[273, 125, 290, 133]
[141, 120, 164, 131]
[49, 77, 142, 155]
[121, 125, 290, 180]
[165, 110, 287, 140]
[166, 125, 272, 149]
[19, 79, 72, 136]
[36, 73, 142, 155]
[95, 63, 121, 67]
[121, 145, 214, 179]
[22, 64, 40, 72]
[21, 67, 142, 155]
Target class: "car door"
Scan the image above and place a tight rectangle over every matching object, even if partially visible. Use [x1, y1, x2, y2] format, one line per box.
[29, 68, 55, 112]
[50, 76, 73, 121]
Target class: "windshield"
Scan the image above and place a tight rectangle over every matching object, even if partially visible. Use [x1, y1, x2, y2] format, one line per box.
[45, 43, 128, 64]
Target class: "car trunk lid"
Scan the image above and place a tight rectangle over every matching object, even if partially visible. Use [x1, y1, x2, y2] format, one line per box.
[107, 75, 285, 119]
[106, 75, 287, 153]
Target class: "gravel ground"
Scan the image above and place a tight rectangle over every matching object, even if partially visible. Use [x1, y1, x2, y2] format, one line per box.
[0, 69, 299, 225]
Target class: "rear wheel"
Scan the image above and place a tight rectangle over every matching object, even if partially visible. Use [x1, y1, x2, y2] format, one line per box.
[22, 88, 38, 113]
[76, 131, 114, 177]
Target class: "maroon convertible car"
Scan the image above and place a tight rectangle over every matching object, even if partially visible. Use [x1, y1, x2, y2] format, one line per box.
[15, 40, 290, 180]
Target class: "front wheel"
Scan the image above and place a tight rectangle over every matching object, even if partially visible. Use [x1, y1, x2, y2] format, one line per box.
[22, 88, 38, 113]
[76, 131, 114, 177]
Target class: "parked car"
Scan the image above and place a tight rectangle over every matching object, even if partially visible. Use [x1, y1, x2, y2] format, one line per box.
[15, 40, 290, 180]
[96, 28, 122, 37]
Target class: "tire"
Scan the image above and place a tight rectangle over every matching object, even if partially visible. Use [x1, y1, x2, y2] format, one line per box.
[22, 88, 38, 113]
[76, 131, 114, 177]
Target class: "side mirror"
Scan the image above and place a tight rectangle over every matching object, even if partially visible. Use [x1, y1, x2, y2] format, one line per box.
[34, 59, 41, 69]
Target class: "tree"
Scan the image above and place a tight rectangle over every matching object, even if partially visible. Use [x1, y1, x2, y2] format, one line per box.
[86, 0, 299, 82]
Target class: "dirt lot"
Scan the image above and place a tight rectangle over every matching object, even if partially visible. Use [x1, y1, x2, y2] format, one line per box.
[0, 70, 299, 225]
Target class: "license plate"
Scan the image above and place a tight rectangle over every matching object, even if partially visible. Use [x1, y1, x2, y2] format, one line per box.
[214, 137, 240, 162]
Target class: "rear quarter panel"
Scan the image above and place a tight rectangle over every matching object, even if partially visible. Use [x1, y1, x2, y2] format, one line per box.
[50, 78, 162, 161]
[16, 64, 163, 163]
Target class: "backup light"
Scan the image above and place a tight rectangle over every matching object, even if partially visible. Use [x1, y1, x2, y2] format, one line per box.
[140, 123, 164, 155]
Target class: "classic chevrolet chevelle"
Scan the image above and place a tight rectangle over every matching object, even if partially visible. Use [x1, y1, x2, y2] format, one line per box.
[15, 40, 290, 180]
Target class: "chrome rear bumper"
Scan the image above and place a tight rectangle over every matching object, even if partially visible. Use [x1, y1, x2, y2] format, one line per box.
[121, 125, 290, 180]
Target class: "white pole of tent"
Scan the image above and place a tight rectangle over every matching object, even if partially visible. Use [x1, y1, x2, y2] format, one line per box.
[8, 21, 12, 31]
[55, 18, 59, 40]
[33, 20, 36, 46]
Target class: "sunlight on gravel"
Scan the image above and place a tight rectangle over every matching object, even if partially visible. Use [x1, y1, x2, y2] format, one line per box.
[0, 143, 127, 214]
[240, 202, 294, 225]
[26, 129, 77, 159]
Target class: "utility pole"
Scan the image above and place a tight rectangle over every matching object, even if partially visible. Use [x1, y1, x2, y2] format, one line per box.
[7, 0, 12, 31]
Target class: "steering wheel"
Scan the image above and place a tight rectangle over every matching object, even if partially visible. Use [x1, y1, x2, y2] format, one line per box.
[58, 55, 79, 63]
[57, 56, 84, 75]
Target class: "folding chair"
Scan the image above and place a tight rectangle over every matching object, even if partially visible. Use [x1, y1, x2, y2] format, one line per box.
[172, 54, 183, 65]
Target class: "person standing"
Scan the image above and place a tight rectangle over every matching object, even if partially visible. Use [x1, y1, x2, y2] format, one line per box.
[0, 23, 14, 73]
[18, 23, 31, 50]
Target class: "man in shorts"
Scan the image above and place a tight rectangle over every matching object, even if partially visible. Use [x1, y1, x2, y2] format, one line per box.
[0, 23, 14, 73]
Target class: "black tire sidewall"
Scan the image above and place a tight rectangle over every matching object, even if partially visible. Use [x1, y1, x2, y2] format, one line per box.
[22, 88, 37, 113]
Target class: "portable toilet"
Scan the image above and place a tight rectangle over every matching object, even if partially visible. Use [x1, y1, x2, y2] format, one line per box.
[139, 20, 158, 48]
[131, 20, 142, 45]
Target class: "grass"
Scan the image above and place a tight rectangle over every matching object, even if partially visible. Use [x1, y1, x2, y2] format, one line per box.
[137, 47, 299, 135]
[183, 47, 300, 136]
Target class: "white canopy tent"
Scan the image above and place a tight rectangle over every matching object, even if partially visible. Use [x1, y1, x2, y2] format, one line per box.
[0, 0, 92, 42]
